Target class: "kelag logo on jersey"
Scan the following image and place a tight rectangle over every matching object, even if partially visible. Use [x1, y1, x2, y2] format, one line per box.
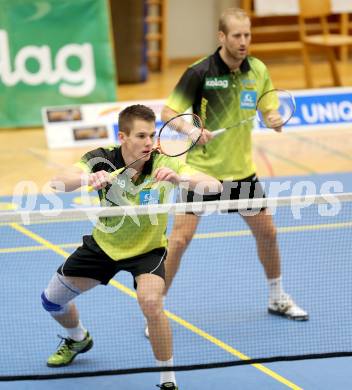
[240, 90, 257, 109]
[204, 76, 229, 89]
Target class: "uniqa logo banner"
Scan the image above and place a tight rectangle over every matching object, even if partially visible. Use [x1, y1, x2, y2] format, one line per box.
[0, 0, 116, 128]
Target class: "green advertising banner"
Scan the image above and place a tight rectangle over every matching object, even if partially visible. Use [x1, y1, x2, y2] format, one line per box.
[0, 0, 117, 128]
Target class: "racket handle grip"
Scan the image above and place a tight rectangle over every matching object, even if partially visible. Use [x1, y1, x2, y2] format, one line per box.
[212, 128, 226, 137]
[84, 168, 125, 192]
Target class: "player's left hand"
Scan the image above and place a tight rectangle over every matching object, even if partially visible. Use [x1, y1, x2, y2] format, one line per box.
[265, 111, 283, 132]
[153, 167, 180, 184]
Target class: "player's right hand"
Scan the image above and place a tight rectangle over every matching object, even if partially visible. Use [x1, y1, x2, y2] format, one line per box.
[153, 167, 180, 184]
[88, 170, 112, 190]
[197, 129, 213, 145]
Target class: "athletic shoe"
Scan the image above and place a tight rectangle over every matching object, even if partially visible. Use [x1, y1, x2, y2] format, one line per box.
[47, 332, 93, 367]
[268, 293, 309, 321]
[157, 382, 179, 389]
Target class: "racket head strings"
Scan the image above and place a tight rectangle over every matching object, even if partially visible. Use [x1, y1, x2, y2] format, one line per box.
[157, 113, 203, 157]
[256, 89, 296, 128]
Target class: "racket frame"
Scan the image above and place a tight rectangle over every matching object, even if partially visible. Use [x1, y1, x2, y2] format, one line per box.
[87, 112, 203, 191]
[212, 88, 296, 137]
[157, 112, 203, 157]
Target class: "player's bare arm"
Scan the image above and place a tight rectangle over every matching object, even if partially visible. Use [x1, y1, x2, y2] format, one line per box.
[153, 167, 222, 193]
[161, 105, 213, 145]
[50, 167, 112, 192]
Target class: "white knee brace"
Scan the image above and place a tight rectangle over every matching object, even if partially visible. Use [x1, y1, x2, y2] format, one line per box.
[41, 273, 81, 315]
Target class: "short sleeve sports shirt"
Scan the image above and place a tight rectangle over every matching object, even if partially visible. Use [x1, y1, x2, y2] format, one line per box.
[75, 146, 197, 261]
[166, 48, 274, 180]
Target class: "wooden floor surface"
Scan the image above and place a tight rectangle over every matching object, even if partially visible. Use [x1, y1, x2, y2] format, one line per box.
[0, 58, 351, 196]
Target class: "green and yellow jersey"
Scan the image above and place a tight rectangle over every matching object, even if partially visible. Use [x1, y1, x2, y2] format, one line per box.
[166, 48, 274, 181]
[75, 146, 197, 261]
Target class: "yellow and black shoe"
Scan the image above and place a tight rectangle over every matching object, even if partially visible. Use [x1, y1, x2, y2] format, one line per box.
[47, 332, 93, 367]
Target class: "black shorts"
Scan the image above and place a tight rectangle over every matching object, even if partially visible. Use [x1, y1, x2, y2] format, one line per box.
[58, 235, 166, 289]
[180, 173, 266, 213]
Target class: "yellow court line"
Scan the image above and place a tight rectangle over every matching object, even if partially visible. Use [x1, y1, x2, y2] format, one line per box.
[9, 223, 303, 389]
[57, 243, 81, 249]
[0, 245, 49, 253]
[0, 217, 93, 227]
[0, 245, 47, 254]
[194, 221, 352, 239]
[10, 223, 69, 258]
[278, 221, 352, 233]
[3, 220, 351, 254]
[0, 242, 80, 254]
[165, 310, 302, 390]
[106, 281, 302, 389]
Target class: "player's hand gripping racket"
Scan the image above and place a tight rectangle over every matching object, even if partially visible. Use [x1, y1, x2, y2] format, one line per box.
[212, 89, 296, 137]
[87, 113, 203, 191]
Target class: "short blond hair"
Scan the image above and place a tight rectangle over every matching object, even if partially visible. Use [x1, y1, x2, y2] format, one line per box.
[218, 8, 250, 34]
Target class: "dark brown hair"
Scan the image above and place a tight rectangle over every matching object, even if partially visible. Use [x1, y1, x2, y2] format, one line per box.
[118, 104, 156, 134]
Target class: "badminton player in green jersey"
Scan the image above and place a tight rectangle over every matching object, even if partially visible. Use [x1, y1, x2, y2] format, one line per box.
[42, 104, 221, 390]
[144, 9, 308, 340]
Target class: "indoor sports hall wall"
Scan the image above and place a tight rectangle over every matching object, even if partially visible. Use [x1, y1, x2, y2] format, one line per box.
[167, 0, 240, 60]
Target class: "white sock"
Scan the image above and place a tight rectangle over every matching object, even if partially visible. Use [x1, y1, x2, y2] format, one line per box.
[67, 320, 87, 341]
[268, 277, 284, 302]
[157, 357, 176, 386]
